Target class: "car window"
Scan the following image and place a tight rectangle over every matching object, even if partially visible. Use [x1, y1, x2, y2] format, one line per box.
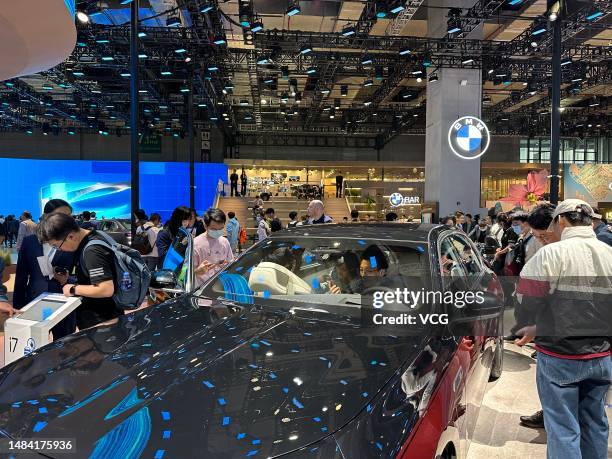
[449, 234, 482, 276]
[198, 238, 431, 310]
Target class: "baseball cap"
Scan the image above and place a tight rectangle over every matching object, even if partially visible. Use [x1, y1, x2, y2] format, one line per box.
[591, 207, 603, 220]
[549, 199, 597, 229]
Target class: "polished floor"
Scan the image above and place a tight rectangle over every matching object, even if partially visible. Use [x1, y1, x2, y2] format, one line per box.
[468, 343, 612, 459]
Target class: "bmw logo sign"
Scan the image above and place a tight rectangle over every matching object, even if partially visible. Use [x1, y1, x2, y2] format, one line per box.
[448, 116, 490, 160]
[389, 193, 404, 207]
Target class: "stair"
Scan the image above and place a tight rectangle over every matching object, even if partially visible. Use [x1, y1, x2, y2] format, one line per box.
[323, 197, 351, 223]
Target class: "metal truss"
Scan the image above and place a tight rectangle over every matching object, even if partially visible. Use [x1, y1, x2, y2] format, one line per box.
[386, 0, 426, 36]
[237, 131, 378, 149]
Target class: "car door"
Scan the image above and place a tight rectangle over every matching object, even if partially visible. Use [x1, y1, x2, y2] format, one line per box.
[437, 230, 496, 456]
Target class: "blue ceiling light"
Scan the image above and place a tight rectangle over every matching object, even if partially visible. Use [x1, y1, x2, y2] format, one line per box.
[561, 57, 572, 66]
[72, 71, 85, 77]
[447, 22, 461, 34]
[585, 10, 603, 21]
[95, 38, 110, 44]
[166, 16, 181, 27]
[200, 3, 214, 13]
[120, 71, 131, 77]
[138, 53, 148, 59]
[120, 0, 133, 4]
[175, 47, 187, 53]
[240, 18, 251, 27]
[306, 66, 317, 74]
[341, 25, 356, 37]
[286, 1, 301, 16]
[256, 55, 270, 65]
[251, 21, 264, 33]
[300, 44, 312, 55]
[361, 54, 373, 65]
[138, 31, 147, 38]
[207, 64, 219, 71]
[363, 79, 374, 87]
[42, 84, 53, 90]
[160, 69, 173, 76]
[67, 128, 76, 135]
[101, 54, 115, 61]
[213, 35, 226, 45]
[531, 22, 547, 35]
[507, 0, 522, 5]
[390, 3, 405, 14]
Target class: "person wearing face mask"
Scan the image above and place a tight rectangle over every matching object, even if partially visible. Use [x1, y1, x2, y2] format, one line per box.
[193, 208, 234, 286]
[14, 199, 76, 339]
[468, 218, 490, 243]
[156, 206, 192, 263]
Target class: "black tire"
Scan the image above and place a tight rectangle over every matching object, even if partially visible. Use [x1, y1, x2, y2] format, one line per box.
[489, 336, 503, 381]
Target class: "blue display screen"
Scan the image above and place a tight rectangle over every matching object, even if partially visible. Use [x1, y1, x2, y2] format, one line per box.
[0, 159, 227, 221]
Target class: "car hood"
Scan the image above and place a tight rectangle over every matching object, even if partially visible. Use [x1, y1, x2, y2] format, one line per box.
[0, 296, 427, 458]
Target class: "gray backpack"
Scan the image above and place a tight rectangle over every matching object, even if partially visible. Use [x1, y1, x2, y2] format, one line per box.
[81, 231, 152, 310]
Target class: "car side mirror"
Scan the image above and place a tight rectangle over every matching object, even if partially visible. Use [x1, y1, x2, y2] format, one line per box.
[150, 269, 179, 289]
[446, 290, 503, 337]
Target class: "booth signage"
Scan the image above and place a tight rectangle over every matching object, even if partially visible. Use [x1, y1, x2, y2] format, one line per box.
[389, 193, 420, 207]
[448, 116, 490, 160]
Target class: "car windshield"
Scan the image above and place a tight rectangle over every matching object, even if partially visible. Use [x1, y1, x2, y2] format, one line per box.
[197, 237, 431, 311]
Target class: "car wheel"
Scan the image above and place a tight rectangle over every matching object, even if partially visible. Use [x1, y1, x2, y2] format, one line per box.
[489, 336, 503, 381]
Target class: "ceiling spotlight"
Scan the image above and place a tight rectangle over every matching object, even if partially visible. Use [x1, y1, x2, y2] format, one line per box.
[589, 97, 599, 107]
[251, 21, 264, 33]
[286, 1, 301, 16]
[207, 64, 219, 71]
[240, 99, 249, 106]
[416, 77, 422, 83]
[363, 101, 372, 106]
[334, 99, 341, 110]
[561, 57, 572, 66]
[76, 11, 90, 23]
[201, 2, 214, 13]
[429, 74, 439, 82]
[462, 57, 474, 64]
[101, 53, 115, 61]
[166, 16, 182, 27]
[548, 1, 560, 21]
[175, 47, 187, 54]
[361, 55, 373, 65]
[375, 66, 383, 80]
[341, 25, 356, 37]
[184, 56, 192, 62]
[256, 55, 270, 65]
[72, 70, 85, 77]
[295, 93, 302, 103]
[213, 35, 226, 45]
[422, 54, 432, 67]
[306, 66, 317, 74]
[376, 1, 388, 18]
[321, 88, 331, 95]
[138, 31, 147, 38]
[363, 79, 374, 87]
[281, 92, 289, 102]
[138, 53, 148, 59]
[341, 85, 348, 96]
[120, 71, 130, 77]
[447, 20, 461, 34]
[399, 47, 411, 56]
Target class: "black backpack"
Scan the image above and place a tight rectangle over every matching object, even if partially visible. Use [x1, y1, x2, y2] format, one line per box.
[132, 224, 154, 255]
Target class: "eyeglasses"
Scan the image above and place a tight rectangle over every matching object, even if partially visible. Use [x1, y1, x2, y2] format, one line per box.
[53, 234, 69, 251]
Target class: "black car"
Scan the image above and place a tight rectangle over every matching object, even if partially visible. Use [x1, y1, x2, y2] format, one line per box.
[97, 219, 132, 246]
[0, 224, 504, 458]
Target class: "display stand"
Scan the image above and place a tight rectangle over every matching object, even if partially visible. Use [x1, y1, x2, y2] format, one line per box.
[4, 293, 81, 365]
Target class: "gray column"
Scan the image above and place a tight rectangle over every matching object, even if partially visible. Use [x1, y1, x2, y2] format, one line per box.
[425, 0, 483, 218]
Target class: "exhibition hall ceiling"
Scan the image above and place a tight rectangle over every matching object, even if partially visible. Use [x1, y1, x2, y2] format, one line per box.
[0, 0, 609, 146]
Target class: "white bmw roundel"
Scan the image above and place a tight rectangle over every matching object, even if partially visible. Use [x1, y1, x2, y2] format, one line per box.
[448, 116, 490, 160]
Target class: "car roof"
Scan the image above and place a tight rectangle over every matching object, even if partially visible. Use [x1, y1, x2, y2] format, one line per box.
[271, 222, 441, 243]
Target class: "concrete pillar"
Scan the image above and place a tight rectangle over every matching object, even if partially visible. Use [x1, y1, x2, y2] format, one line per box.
[425, 0, 483, 218]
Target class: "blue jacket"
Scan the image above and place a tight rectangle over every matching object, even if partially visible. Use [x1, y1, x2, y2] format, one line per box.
[226, 218, 240, 246]
[594, 222, 612, 247]
[13, 235, 75, 309]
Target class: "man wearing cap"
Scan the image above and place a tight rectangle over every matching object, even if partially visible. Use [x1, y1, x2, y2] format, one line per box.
[592, 208, 612, 247]
[515, 199, 612, 459]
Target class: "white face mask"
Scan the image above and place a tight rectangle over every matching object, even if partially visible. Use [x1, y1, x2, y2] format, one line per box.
[207, 228, 224, 239]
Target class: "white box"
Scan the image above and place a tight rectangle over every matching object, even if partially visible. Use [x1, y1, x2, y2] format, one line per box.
[4, 293, 81, 365]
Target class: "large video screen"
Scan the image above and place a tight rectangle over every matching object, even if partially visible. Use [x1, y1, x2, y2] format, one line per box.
[564, 163, 612, 205]
[0, 159, 227, 221]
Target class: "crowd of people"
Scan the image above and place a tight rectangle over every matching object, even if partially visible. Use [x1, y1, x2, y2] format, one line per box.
[1, 195, 610, 458]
